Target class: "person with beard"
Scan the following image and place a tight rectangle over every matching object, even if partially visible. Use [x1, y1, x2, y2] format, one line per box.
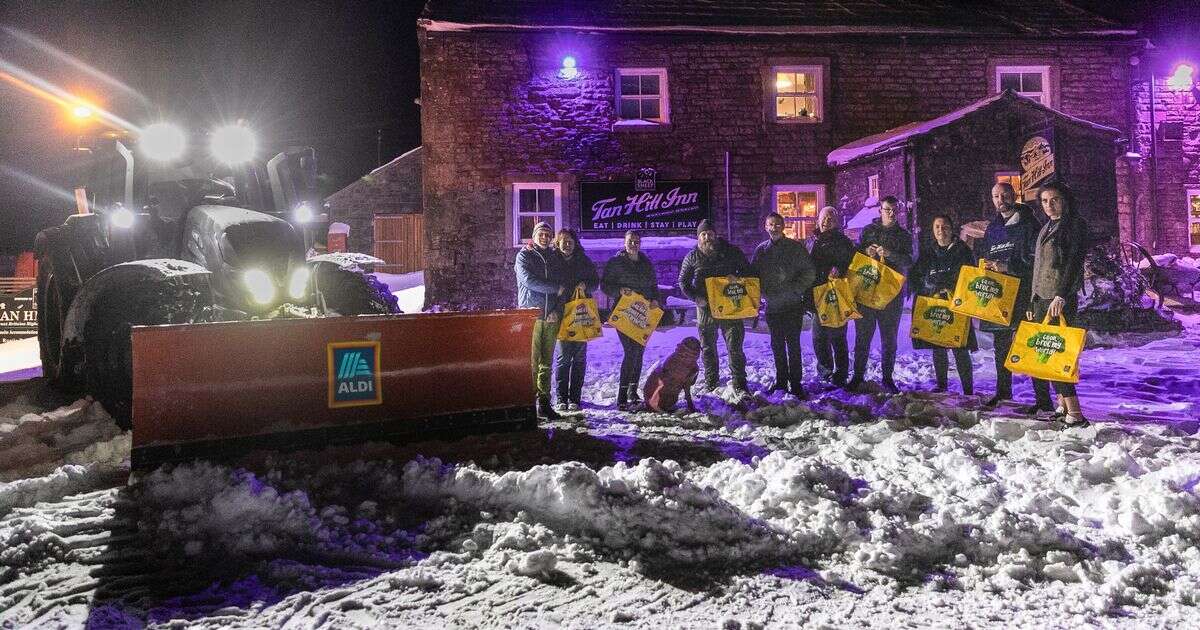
[847, 196, 913, 394]
[553, 229, 599, 413]
[911, 214, 977, 394]
[975, 182, 1040, 409]
[515, 221, 567, 420]
[751, 212, 816, 398]
[678, 219, 756, 397]
[809, 206, 856, 387]
[601, 230, 661, 410]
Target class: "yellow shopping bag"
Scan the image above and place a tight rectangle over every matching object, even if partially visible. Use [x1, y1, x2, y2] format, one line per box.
[950, 261, 1020, 326]
[704, 276, 761, 320]
[910, 293, 970, 348]
[557, 288, 602, 341]
[812, 278, 861, 328]
[607, 291, 664, 346]
[1004, 313, 1086, 383]
[847, 252, 905, 310]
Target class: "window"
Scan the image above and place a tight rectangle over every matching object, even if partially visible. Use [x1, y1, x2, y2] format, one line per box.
[773, 185, 825, 240]
[1189, 189, 1200, 254]
[996, 65, 1051, 106]
[511, 183, 562, 247]
[773, 66, 823, 122]
[616, 68, 669, 124]
[994, 171, 1025, 200]
[867, 174, 880, 201]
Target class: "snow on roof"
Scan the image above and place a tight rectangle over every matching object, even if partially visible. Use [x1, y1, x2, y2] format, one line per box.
[826, 91, 1121, 167]
[846, 205, 880, 229]
[325, 146, 423, 203]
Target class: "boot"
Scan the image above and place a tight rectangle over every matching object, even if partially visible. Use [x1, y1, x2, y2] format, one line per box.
[626, 384, 642, 406]
[536, 395, 562, 420]
[616, 384, 629, 411]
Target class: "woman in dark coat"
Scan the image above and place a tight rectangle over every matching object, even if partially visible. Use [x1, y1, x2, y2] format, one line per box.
[910, 214, 976, 395]
[601, 230, 661, 410]
[553, 229, 599, 412]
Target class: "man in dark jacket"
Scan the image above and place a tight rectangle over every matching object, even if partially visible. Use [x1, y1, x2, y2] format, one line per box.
[515, 221, 566, 420]
[809, 206, 857, 386]
[752, 212, 816, 398]
[975, 182, 1040, 408]
[848, 196, 913, 393]
[678, 219, 756, 395]
[553, 229, 599, 412]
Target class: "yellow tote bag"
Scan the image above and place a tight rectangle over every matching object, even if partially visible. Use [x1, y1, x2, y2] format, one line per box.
[813, 278, 861, 328]
[910, 293, 970, 348]
[1004, 313, 1086, 383]
[704, 277, 761, 320]
[607, 291, 664, 346]
[950, 261, 1020, 326]
[557, 288, 602, 342]
[847, 252, 905, 310]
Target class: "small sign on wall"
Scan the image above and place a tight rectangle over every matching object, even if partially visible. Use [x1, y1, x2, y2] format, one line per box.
[580, 180, 710, 232]
[1020, 134, 1055, 198]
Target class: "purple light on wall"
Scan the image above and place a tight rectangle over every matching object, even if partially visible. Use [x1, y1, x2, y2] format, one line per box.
[1167, 62, 1195, 91]
[559, 55, 579, 80]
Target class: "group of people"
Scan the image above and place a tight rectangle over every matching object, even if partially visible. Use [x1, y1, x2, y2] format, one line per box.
[515, 180, 1090, 427]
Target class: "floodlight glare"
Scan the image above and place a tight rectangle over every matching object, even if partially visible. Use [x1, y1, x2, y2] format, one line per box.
[109, 206, 135, 229]
[294, 203, 314, 223]
[1167, 62, 1195, 91]
[210, 124, 257, 165]
[139, 122, 187, 162]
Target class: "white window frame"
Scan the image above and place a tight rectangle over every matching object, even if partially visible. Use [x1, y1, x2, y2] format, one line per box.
[1188, 188, 1200, 254]
[772, 184, 826, 240]
[995, 65, 1051, 106]
[772, 65, 824, 123]
[511, 183, 562, 248]
[615, 67, 670, 125]
[867, 174, 880, 201]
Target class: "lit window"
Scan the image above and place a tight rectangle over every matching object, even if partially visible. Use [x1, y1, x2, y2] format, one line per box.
[773, 185, 825, 240]
[774, 66, 823, 122]
[996, 65, 1051, 106]
[1188, 189, 1200, 254]
[995, 171, 1025, 201]
[616, 68, 669, 124]
[511, 183, 561, 247]
[867, 174, 880, 202]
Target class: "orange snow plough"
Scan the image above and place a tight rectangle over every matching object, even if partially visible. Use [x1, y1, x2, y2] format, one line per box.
[129, 309, 538, 464]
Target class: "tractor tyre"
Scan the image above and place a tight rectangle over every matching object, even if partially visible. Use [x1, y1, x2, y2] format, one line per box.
[36, 260, 76, 390]
[316, 266, 400, 315]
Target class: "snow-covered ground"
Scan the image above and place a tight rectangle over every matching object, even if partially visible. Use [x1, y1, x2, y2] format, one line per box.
[2, 310, 1200, 628]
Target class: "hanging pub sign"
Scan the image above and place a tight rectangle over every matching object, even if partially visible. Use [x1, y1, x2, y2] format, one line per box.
[1019, 131, 1056, 200]
[0, 286, 37, 344]
[580, 179, 710, 231]
[635, 167, 657, 192]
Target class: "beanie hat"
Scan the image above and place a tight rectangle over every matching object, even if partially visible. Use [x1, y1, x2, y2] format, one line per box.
[696, 219, 715, 236]
[532, 221, 553, 236]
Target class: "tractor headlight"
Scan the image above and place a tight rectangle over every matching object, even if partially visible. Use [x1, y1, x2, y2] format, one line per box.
[293, 203, 314, 223]
[242, 268, 276, 305]
[287, 267, 310, 300]
[211, 124, 257, 165]
[139, 122, 187, 162]
[109, 206, 135, 229]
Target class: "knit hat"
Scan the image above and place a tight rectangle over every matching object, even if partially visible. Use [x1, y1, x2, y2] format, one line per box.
[695, 219, 715, 236]
[532, 221, 553, 236]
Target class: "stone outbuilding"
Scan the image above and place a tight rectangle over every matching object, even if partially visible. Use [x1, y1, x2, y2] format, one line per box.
[325, 146, 424, 273]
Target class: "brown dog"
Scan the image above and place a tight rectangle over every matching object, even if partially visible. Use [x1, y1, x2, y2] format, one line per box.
[642, 336, 702, 412]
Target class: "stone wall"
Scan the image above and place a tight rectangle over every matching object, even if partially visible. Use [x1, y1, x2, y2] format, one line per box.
[1129, 71, 1200, 255]
[325, 146, 423, 255]
[420, 30, 1139, 309]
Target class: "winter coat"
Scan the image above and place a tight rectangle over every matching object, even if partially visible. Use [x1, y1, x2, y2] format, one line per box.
[751, 236, 816, 314]
[643, 336, 701, 412]
[973, 205, 1039, 332]
[515, 244, 564, 319]
[911, 239, 977, 351]
[1031, 211, 1088, 303]
[858, 220, 914, 274]
[558, 247, 600, 296]
[601, 251, 661, 302]
[677, 238, 755, 302]
[809, 228, 857, 281]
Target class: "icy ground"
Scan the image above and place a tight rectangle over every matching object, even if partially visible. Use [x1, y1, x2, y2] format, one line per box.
[2, 313, 1200, 628]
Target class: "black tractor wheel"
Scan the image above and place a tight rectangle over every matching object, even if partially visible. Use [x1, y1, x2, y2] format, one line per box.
[315, 266, 400, 315]
[36, 261, 76, 390]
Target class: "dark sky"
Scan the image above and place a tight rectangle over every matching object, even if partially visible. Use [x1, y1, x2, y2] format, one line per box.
[0, 0, 1195, 255]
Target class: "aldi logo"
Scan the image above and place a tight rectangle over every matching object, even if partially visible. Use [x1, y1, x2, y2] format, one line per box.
[327, 341, 382, 408]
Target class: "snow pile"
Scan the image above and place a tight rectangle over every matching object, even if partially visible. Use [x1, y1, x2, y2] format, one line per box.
[0, 398, 128, 483]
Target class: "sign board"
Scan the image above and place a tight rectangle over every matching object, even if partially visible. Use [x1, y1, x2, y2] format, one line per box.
[1019, 134, 1055, 200]
[635, 167, 657, 192]
[0, 287, 37, 344]
[580, 180, 710, 232]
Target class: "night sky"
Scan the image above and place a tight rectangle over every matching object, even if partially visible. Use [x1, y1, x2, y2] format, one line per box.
[0, 1, 1193, 255]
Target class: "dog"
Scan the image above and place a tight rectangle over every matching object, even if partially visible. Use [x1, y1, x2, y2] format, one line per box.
[642, 336, 702, 413]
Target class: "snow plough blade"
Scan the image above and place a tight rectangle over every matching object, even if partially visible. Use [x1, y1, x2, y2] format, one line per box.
[129, 309, 539, 465]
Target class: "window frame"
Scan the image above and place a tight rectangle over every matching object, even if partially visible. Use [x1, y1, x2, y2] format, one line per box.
[771, 184, 826, 240]
[1188, 188, 1200, 254]
[995, 64, 1052, 106]
[867, 174, 880, 202]
[614, 67, 670, 126]
[510, 182, 562, 248]
[771, 64, 824, 123]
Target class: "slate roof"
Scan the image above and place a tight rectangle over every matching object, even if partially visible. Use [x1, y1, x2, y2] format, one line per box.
[827, 90, 1121, 167]
[420, 0, 1135, 38]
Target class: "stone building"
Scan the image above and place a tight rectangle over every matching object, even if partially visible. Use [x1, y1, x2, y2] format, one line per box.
[325, 146, 424, 272]
[409, 1, 1195, 310]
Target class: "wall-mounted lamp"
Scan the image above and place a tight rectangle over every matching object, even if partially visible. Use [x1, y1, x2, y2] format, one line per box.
[1167, 62, 1195, 91]
[559, 56, 579, 80]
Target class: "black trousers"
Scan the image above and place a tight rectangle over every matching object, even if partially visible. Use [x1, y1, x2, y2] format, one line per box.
[554, 340, 587, 404]
[813, 322, 849, 383]
[765, 310, 805, 390]
[853, 298, 903, 383]
[932, 347, 974, 394]
[988, 327, 1016, 399]
[697, 307, 747, 391]
[1030, 296, 1079, 404]
[617, 332, 646, 400]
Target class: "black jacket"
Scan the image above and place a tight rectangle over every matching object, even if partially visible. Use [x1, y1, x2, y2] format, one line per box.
[973, 205, 1038, 331]
[678, 238, 754, 301]
[601, 251, 660, 301]
[858, 220, 914, 273]
[809, 228, 857, 281]
[911, 239, 977, 351]
[558, 248, 600, 296]
[751, 236, 816, 313]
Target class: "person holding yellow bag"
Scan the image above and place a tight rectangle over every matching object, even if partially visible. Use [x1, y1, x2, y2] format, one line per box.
[601, 230, 661, 410]
[752, 212, 816, 398]
[553, 229, 599, 413]
[809, 206, 857, 387]
[848, 196, 913, 393]
[1024, 183, 1090, 426]
[911, 215, 976, 395]
[678, 219, 755, 396]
